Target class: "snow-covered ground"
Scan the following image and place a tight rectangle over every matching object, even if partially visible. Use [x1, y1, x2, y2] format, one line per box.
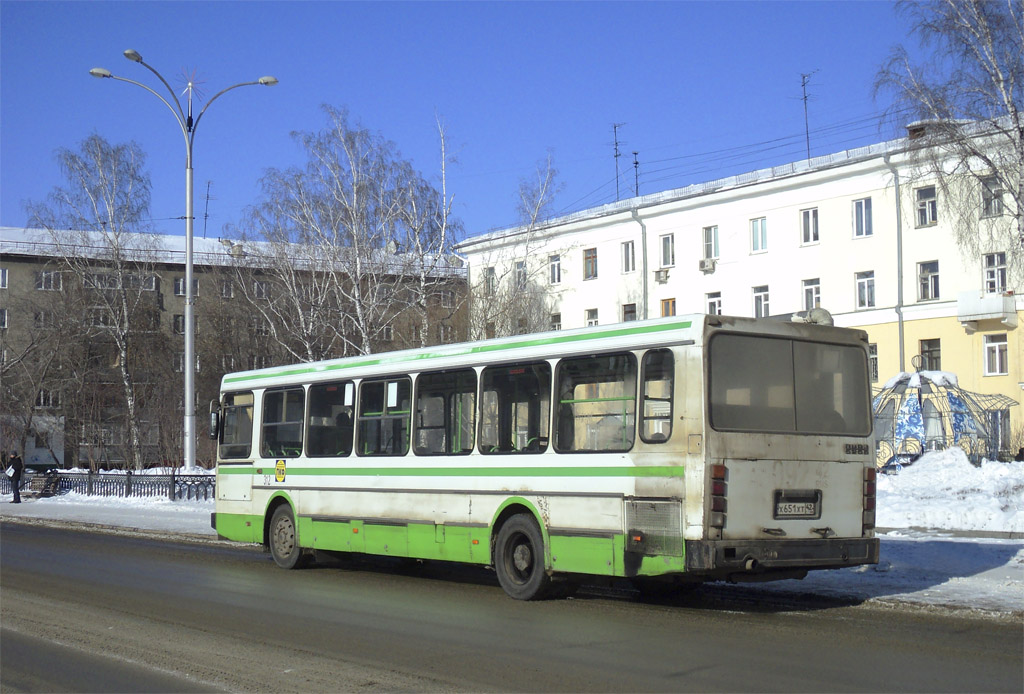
[2, 449, 1022, 617]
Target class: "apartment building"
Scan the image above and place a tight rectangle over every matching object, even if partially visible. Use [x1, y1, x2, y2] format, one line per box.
[456, 132, 1021, 450]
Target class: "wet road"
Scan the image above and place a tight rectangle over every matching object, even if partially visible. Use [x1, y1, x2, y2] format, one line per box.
[1, 522, 1021, 693]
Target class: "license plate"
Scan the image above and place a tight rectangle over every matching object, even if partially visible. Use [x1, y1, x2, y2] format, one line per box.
[773, 489, 822, 520]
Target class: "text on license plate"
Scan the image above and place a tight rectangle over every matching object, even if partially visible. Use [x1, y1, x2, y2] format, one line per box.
[776, 502, 817, 516]
[773, 489, 822, 519]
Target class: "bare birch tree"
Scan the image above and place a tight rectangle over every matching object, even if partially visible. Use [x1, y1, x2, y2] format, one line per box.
[876, 0, 1023, 283]
[25, 134, 161, 470]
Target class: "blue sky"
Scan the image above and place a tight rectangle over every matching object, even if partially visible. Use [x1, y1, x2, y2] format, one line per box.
[1, 1, 919, 242]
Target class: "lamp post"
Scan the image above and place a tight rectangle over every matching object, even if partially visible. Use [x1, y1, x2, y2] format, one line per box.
[90, 51, 277, 470]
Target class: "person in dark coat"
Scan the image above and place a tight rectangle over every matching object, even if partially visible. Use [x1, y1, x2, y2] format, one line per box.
[8, 451, 24, 503]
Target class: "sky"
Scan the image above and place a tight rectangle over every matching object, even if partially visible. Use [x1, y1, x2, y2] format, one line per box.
[0, 1, 923, 243]
[3, 449, 1022, 614]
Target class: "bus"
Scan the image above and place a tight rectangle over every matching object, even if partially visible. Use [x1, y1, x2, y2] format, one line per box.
[209, 313, 878, 599]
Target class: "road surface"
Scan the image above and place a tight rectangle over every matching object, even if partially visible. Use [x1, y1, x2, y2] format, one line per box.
[2, 522, 1021, 693]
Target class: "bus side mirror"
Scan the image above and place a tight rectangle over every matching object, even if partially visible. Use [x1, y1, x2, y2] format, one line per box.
[208, 401, 220, 440]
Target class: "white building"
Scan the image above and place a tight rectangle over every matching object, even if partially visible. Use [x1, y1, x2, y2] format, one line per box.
[456, 129, 1022, 455]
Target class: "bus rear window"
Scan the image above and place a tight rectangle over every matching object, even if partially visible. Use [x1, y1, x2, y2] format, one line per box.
[709, 334, 870, 435]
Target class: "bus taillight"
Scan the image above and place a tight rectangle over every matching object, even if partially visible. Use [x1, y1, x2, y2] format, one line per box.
[710, 464, 727, 528]
[862, 466, 876, 532]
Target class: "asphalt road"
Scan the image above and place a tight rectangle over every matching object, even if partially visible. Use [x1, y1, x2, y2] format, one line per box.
[1, 522, 1021, 693]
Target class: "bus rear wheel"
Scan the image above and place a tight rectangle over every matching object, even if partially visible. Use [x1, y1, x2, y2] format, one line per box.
[269, 505, 304, 569]
[495, 514, 552, 600]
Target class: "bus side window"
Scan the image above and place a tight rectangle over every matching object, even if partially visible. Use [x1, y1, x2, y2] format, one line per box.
[554, 353, 636, 453]
[307, 381, 354, 457]
[261, 387, 305, 458]
[640, 349, 674, 443]
[479, 363, 550, 454]
[220, 391, 254, 459]
[357, 378, 411, 456]
[414, 369, 476, 456]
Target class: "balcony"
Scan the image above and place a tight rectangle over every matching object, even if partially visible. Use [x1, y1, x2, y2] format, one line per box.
[957, 291, 1018, 333]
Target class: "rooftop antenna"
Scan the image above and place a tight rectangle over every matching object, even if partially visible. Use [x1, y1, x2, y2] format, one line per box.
[800, 70, 818, 161]
[633, 151, 640, 197]
[613, 123, 626, 201]
[202, 181, 214, 239]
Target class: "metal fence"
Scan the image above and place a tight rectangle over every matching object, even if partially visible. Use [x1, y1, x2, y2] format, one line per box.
[0, 471, 215, 501]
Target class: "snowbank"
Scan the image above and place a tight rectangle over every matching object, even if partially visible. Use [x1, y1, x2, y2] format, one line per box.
[878, 448, 1024, 533]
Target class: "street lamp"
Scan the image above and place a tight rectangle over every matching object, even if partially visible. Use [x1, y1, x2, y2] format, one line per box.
[90, 50, 277, 470]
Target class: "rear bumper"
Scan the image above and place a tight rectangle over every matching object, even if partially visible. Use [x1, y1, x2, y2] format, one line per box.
[685, 537, 879, 576]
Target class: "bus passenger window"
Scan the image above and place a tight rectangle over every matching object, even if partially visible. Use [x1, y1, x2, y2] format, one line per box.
[415, 369, 476, 455]
[307, 381, 354, 457]
[555, 353, 637, 452]
[357, 378, 411, 456]
[261, 388, 305, 458]
[480, 363, 550, 454]
[220, 391, 254, 459]
[640, 349, 674, 443]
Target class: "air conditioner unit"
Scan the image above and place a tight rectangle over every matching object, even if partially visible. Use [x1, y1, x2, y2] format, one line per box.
[699, 258, 717, 273]
[654, 268, 669, 283]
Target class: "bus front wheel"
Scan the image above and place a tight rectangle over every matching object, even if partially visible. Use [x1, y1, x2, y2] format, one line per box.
[495, 514, 552, 600]
[269, 505, 304, 569]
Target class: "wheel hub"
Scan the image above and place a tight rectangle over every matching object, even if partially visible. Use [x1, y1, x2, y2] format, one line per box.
[512, 543, 532, 572]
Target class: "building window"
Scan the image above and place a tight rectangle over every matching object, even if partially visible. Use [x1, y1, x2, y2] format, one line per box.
[549, 313, 561, 331]
[706, 292, 722, 315]
[868, 343, 879, 383]
[750, 217, 767, 253]
[35, 270, 62, 291]
[515, 260, 527, 289]
[35, 389, 61, 409]
[89, 307, 113, 328]
[660, 298, 676, 317]
[0, 268, 7, 289]
[803, 278, 821, 311]
[660, 234, 675, 268]
[918, 261, 940, 301]
[981, 175, 1003, 217]
[221, 280, 234, 299]
[381, 325, 393, 342]
[853, 197, 873, 237]
[622, 303, 637, 322]
[703, 226, 719, 259]
[515, 318, 528, 335]
[988, 409, 1011, 452]
[752, 285, 769, 318]
[801, 208, 819, 244]
[856, 271, 875, 309]
[916, 185, 937, 226]
[920, 338, 941, 371]
[253, 280, 269, 300]
[34, 311, 54, 329]
[250, 355, 269, 370]
[984, 334, 1008, 375]
[0, 308, 7, 329]
[173, 314, 185, 335]
[621, 241, 636, 273]
[585, 308, 599, 326]
[439, 324, 454, 343]
[483, 267, 496, 296]
[221, 354, 235, 371]
[173, 277, 198, 296]
[485, 323, 496, 339]
[583, 248, 598, 280]
[984, 252, 1007, 294]
[549, 255, 561, 284]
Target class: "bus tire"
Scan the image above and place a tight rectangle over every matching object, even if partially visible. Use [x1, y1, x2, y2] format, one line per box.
[269, 504, 304, 570]
[494, 514, 552, 600]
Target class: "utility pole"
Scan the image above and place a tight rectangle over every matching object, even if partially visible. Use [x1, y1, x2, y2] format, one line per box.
[800, 70, 818, 161]
[613, 123, 626, 201]
[633, 151, 640, 197]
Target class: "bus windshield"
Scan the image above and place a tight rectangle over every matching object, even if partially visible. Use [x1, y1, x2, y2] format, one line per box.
[708, 333, 870, 435]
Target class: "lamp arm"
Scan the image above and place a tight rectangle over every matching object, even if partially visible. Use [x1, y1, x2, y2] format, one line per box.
[134, 58, 188, 126]
[107, 74, 190, 150]
[190, 80, 262, 143]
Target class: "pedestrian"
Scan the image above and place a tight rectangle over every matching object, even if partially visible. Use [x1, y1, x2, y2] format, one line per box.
[1015, 447, 1024, 462]
[7, 450, 24, 503]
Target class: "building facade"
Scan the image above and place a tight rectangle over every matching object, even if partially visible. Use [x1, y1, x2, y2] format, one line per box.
[456, 134, 1021, 456]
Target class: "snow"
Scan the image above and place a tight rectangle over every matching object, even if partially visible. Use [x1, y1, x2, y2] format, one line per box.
[2, 451, 1022, 617]
[882, 369, 959, 389]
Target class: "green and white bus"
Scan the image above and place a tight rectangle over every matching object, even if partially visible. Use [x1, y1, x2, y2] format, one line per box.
[210, 313, 879, 599]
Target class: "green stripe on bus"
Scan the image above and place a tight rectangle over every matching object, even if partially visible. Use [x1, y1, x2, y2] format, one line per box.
[224, 320, 692, 384]
[221, 465, 684, 478]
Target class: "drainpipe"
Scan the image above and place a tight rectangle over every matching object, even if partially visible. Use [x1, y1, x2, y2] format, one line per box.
[631, 208, 649, 320]
[884, 154, 906, 371]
